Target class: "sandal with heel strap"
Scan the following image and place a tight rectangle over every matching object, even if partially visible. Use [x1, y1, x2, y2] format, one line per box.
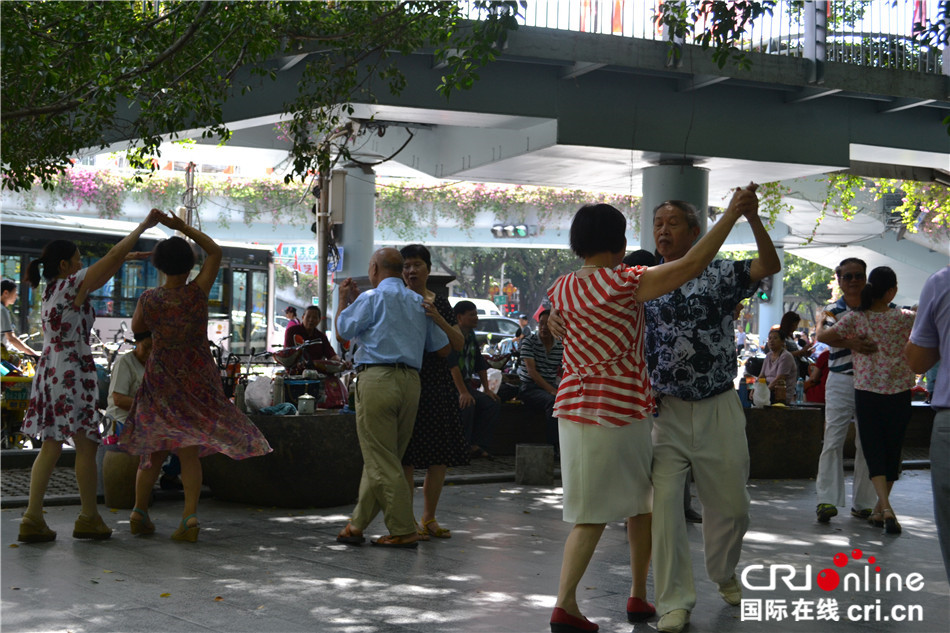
[130, 507, 155, 535]
[171, 514, 199, 543]
[882, 508, 902, 535]
[73, 513, 113, 540]
[18, 514, 57, 543]
[419, 518, 451, 539]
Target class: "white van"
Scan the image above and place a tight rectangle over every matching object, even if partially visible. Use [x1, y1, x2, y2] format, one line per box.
[447, 297, 502, 317]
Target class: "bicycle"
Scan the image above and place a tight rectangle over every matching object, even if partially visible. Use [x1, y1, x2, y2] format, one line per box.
[1, 374, 36, 449]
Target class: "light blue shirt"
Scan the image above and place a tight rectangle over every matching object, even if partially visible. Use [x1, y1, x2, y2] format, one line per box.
[909, 266, 950, 409]
[336, 277, 448, 370]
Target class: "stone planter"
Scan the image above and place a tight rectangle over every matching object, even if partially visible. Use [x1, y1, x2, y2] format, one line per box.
[745, 406, 824, 479]
[102, 449, 141, 509]
[201, 411, 363, 508]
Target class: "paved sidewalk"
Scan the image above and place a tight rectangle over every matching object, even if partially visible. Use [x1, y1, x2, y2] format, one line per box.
[0, 455, 529, 509]
[2, 469, 947, 633]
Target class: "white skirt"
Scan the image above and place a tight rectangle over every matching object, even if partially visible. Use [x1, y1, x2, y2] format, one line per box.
[558, 417, 653, 524]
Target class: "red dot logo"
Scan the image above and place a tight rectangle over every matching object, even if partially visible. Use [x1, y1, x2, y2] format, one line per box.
[869, 556, 876, 564]
[833, 553, 848, 567]
[817, 568, 840, 591]
[875, 566, 881, 572]
[852, 549, 863, 559]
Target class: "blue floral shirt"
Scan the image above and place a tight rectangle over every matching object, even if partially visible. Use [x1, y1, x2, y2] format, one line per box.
[645, 259, 757, 401]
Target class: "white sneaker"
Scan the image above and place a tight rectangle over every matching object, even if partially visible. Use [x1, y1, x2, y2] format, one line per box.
[718, 576, 742, 605]
[658, 609, 690, 633]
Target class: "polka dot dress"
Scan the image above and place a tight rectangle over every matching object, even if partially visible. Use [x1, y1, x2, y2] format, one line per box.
[402, 294, 470, 469]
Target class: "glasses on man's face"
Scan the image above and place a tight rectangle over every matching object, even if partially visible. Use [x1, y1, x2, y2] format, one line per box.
[838, 272, 865, 282]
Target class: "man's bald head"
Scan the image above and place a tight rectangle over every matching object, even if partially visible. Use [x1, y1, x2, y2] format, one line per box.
[369, 248, 404, 287]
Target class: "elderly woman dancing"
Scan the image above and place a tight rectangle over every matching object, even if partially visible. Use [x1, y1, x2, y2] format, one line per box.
[18, 210, 163, 542]
[548, 186, 760, 633]
[119, 211, 271, 542]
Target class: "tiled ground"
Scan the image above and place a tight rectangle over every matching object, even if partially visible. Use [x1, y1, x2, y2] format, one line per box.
[2, 469, 947, 633]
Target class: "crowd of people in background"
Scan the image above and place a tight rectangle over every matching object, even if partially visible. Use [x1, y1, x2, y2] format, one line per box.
[8, 196, 947, 633]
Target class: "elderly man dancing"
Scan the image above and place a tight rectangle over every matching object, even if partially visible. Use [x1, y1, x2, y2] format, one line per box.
[335, 248, 450, 548]
[646, 195, 781, 633]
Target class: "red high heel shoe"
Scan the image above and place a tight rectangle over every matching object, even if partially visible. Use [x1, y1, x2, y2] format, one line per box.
[550, 607, 599, 633]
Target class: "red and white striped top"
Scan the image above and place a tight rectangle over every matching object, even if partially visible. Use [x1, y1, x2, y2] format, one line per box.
[548, 265, 654, 427]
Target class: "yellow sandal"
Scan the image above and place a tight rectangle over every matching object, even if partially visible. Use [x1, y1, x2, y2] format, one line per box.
[171, 514, 199, 543]
[420, 518, 451, 539]
[130, 507, 156, 535]
[19, 514, 57, 543]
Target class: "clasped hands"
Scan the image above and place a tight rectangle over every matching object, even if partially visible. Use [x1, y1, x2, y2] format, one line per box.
[726, 182, 760, 222]
[143, 208, 188, 232]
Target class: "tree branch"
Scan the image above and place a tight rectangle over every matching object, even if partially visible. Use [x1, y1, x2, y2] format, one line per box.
[1, 1, 214, 122]
[161, 23, 244, 94]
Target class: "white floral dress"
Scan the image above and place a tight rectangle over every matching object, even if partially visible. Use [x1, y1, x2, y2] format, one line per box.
[22, 268, 103, 441]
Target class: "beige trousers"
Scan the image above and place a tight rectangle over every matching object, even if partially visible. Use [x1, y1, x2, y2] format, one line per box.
[651, 389, 750, 615]
[350, 367, 421, 536]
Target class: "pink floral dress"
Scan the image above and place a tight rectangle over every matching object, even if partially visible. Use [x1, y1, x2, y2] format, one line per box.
[118, 282, 271, 466]
[22, 269, 102, 441]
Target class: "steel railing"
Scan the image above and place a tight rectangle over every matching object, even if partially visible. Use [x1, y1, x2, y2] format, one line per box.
[464, 0, 945, 75]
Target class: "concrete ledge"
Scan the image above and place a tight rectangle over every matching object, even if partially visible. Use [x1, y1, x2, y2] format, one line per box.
[1, 447, 76, 470]
[745, 406, 824, 479]
[201, 412, 363, 508]
[490, 402, 548, 456]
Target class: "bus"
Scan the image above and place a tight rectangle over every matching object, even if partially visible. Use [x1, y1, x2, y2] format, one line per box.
[0, 209, 278, 357]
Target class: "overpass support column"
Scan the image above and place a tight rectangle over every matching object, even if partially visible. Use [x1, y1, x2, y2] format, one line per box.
[333, 165, 376, 280]
[328, 165, 376, 337]
[639, 163, 709, 254]
[757, 246, 785, 336]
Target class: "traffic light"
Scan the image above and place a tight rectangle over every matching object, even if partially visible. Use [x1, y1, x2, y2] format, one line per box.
[490, 224, 534, 238]
[757, 275, 773, 303]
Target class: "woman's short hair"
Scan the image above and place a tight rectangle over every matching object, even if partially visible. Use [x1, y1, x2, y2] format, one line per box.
[1, 279, 15, 295]
[859, 266, 897, 311]
[622, 249, 656, 267]
[27, 240, 78, 287]
[569, 204, 626, 258]
[152, 237, 196, 275]
[399, 244, 432, 271]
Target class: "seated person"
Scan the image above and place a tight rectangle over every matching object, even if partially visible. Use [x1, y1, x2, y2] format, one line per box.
[454, 300, 501, 458]
[106, 331, 152, 428]
[283, 305, 342, 371]
[1, 279, 39, 360]
[804, 348, 830, 403]
[514, 313, 532, 344]
[759, 328, 798, 404]
[516, 310, 563, 454]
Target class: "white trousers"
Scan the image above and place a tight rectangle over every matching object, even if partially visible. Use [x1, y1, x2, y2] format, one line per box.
[815, 372, 877, 509]
[651, 390, 750, 615]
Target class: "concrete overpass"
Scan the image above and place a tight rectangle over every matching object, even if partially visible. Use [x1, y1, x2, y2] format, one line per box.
[40, 12, 950, 309]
